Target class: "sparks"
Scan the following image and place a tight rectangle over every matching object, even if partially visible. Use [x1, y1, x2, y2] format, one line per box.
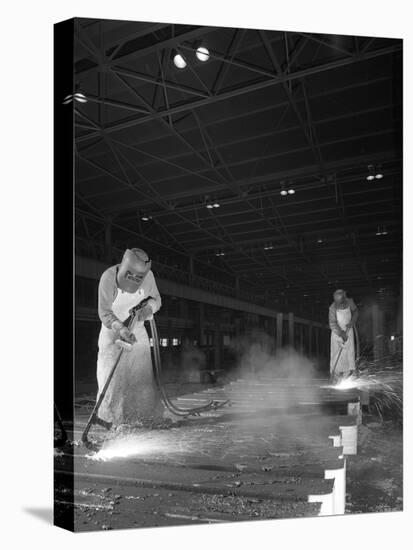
[86, 431, 184, 462]
[330, 357, 402, 423]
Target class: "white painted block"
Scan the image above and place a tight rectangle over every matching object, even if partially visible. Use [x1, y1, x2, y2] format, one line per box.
[339, 425, 358, 455]
[328, 434, 342, 447]
[324, 459, 346, 515]
[308, 490, 334, 516]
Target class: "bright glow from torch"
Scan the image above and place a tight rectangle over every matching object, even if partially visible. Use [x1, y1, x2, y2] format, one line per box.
[87, 432, 185, 462]
[334, 376, 360, 390]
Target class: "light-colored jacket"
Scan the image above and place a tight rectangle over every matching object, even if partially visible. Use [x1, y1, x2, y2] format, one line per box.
[328, 298, 358, 336]
[98, 266, 161, 329]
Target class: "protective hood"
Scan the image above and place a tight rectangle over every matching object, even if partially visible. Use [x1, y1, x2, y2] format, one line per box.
[117, 248, 152, 293]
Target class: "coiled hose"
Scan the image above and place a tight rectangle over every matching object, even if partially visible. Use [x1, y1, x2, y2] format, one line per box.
[148, 318, 222, 416]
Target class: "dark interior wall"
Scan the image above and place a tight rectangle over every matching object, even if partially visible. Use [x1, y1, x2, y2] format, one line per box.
[74, 273, 334, 389]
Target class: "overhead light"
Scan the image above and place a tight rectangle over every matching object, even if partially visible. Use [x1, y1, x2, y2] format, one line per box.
[376, 226, 388, 236]
[317, 237, 323, 243]
[205, 197, 220, 209]
[73, 92, 87, 103]
[63, 91, 87, 104]
[390, 335, 395, 341]
[288, 188, 295, 195]
[141, 213, 152, 221]
[196, 46, 210, 62]
[375, 164, 383, 179]
[366, 164, 375, 181]
[280, 182, 288, 196]
[366, 164, 384, 181]
[215, 250, 225, 257]
[173, 52, 187, 69]
[264, 243, 274, 251]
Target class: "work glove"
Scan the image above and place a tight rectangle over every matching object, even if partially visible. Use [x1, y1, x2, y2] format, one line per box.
[111, 320, 136, 345]
[346, 320, 353, 329]
[136, 304, 154, 322]
[339, 330, 348, 343]
[119, 326, 137, 344]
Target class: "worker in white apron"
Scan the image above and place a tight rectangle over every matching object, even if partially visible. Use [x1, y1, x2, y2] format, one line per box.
[96, 248, 162, 427]
[329, 289, 358, 381]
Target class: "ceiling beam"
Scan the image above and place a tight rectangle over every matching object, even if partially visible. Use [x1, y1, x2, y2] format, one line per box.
[77, 74, 394, 162]
[90, 131, 398, 213]
[75, 25, 216, 76]
[76, 43, 401, 143]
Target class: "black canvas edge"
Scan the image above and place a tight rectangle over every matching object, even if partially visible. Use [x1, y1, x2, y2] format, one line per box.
[54, 17, 75, 532]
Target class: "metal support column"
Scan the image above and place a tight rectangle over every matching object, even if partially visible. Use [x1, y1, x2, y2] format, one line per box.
[288, 312, 294, 348]
[309, 322, 313, 355]
[276, 312, 283, 351]
[214, 324, 221, 371]
[199, 302, 206, 346]
[315, 326, 320, 357]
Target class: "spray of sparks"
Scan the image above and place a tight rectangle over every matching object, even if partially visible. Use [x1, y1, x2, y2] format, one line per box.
[86, 430, 186, 462]
[332, 358, 402, 422]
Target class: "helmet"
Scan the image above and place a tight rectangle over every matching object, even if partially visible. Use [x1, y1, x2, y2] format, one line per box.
[117, 248, 152, 293]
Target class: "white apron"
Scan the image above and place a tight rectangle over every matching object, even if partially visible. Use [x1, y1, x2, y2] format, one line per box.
[330, 306, 355, 376]
[96, 287, 162, 426]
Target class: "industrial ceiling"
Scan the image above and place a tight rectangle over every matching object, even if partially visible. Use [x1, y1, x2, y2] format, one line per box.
[73, 18, 402, 314]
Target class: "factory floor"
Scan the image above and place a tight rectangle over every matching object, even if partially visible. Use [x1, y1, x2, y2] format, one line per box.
[345, 419, 403, 514]
[54, 378, 402, 531]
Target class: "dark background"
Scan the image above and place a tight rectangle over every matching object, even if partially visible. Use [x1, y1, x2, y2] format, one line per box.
[71, 19, 402, 386]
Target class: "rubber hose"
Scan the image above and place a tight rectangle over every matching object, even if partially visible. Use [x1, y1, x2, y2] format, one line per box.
[148, 318, 216, 416]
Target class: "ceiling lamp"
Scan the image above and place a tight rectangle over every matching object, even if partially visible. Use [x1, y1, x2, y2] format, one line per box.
[375, 165, 384, 179]
[196, 46, 210, 62]
[317, 236, 323, 243]
[366, 164, 376, 181]
[366, 164, 384, 180]
[141, 213, 152, 222]
[215, 250, 225, 257]
[63, 91, 87, 104]
[263, 243, 274, 250]
[173, 52, 187, 69]
[205, 197, 220, 209]
[280, 182, 288, 196]
[376, 225, 388, 236]
[288, 187, 295, 195]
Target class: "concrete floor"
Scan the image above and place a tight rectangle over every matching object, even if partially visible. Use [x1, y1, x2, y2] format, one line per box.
[54, 376, 396, 532]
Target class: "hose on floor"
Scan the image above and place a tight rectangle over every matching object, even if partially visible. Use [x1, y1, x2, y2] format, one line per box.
[148, 318, 226, 416]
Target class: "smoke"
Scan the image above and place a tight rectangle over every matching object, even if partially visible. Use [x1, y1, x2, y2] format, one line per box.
[88, 331, 340, 462]
[163, 342, 207, 384]
[231, 329, 318, 380]
[180, 343, 206, 382]
[225, 330, 337, 448]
